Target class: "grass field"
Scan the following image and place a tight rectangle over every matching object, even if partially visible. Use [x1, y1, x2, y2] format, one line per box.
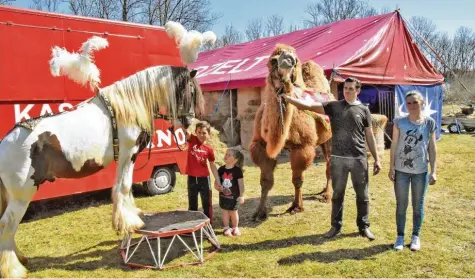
[18, 133, 475, 278]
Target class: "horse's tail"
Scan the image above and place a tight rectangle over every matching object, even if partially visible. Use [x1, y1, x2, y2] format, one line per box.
[0, 177, 7, 220]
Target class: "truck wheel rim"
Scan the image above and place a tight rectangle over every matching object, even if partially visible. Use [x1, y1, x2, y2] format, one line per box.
[154, 170, 170, 189]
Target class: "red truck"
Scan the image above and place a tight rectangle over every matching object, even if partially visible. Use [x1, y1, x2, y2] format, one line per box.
[0, 5, 189, 201]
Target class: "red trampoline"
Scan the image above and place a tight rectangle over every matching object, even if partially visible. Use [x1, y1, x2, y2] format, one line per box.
[120, 210, 220, 269]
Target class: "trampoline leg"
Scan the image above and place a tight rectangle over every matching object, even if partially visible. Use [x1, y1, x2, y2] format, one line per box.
[157, 237, 161, 268]
[160, 235, 177, 268]
[192, 231, 203, 262]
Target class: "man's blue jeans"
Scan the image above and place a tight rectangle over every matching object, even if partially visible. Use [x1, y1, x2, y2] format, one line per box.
[394, 170, 429, 237]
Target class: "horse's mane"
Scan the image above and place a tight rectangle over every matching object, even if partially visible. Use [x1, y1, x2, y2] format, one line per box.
[100, 66, 181, 133]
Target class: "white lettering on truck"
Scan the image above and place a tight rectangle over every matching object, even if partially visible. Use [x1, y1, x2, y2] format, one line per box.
[13, 103, 186, 148]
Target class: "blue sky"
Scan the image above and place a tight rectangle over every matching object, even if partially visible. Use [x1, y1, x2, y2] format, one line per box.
[208, 0, 475, 37]
[11, 0, 475, 37]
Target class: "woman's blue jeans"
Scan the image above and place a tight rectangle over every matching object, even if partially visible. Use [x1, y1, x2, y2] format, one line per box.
[394, 170, 429, 237]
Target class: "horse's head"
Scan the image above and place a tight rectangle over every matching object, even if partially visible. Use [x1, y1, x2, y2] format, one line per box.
[173, 68, 204, 129]
[267, 44, 305, 92]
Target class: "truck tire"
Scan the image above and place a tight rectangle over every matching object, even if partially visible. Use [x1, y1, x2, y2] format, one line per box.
[145, 166, 176, 196]
[448, 122, 463, 134]
[465, 127, 475, 132]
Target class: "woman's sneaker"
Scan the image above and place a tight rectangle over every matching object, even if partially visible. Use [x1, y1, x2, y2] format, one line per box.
[232, 227, 241, 236]
[410, 235, 421, 251]
[223, 227, 233, 237]
[393, 236, 405, 251]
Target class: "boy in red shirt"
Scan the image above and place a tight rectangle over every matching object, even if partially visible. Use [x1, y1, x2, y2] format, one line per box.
[186, 121, 221, 219]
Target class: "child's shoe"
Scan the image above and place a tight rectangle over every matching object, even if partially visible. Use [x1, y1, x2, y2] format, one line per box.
[232, 227, 241, 236]
[223, 227, 233, 237]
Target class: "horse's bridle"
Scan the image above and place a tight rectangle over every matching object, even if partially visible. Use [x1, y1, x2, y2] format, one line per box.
[134, 78, 197, 170]
[153, 77, 197, 151]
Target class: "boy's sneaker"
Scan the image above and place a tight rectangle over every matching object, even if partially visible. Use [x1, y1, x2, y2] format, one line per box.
[393, 236, 405, 251]
[232, 227, 241, 236]
[223, 228, 233, 237]
[410, 235, 421, 251]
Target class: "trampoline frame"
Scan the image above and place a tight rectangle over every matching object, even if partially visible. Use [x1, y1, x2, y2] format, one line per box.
[120, 215, 220, 269]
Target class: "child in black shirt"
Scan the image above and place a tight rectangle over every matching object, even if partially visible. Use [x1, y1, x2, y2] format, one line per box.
[215, 149, 245, 236]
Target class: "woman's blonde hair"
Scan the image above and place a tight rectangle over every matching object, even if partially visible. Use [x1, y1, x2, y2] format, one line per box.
[228, 149, 244, 170]
[405, 90, 425, 105]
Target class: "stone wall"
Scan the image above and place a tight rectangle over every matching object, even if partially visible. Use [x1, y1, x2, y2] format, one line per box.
[202, 90, 239, 146]
[236, 87, 262, 150]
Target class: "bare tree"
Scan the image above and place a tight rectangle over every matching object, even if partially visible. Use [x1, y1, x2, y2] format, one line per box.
[452, 26, 475, 76]
[0, 0, 15, 5]
[379, 6, 392, 14]
[95, 0, 120, 19]
[432, 31, 455, 76]
[409, 16, 438, 46]
[245, 18, 265, 41]
[304, 0, 379, 27]
[216, 23, 242, 48]
[67, 0, 119, 19]
[67, 0, 96, 16]
[31, 0, 62, 12]
[116, 0, 144, 21]
[288, 23, 302, 33]
[141, 0, 221, 32]
[265, 14, 284, 37]
[360, 4, 378, 17]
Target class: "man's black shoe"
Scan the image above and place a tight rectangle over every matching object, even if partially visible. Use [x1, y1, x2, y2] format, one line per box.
[324, 227, 341, 238]
[359, 228, 375, 241]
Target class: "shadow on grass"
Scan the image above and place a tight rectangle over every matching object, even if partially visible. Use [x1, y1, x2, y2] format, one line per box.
[277, 243, 391, 264]
[209, 194, 329, 229]
[220, 232, 361, 253]
[23, 190, 328, 232]
[28, 237, 209, 273]
[27, 240, 127, 272]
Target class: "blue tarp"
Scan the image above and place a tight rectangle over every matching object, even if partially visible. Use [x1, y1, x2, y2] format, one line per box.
[395, 85, 443, 140]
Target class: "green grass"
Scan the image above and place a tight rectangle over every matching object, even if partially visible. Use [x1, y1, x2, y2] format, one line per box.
[18, 134, 475, 277]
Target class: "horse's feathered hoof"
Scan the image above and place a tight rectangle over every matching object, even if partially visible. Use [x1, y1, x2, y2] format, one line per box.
[0, 250, 28, 279]
[252, 208, 268, 221]
[285, 204, 304, 215]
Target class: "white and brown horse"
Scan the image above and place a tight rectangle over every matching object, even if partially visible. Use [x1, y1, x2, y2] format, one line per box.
[0, 65, 205, 278]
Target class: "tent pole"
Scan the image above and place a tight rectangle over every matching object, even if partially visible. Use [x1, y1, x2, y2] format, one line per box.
[230, 89, 234, 141]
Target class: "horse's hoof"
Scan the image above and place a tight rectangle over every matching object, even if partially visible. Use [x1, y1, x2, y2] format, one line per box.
[252, 209, 268, 221]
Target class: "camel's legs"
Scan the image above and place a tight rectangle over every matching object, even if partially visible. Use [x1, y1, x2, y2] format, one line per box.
[316, 141, 332, 202]
[286, 145, 315, 214]
[250, 141, 277, 221]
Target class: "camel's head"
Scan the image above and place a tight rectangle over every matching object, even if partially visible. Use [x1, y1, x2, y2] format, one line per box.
[267, 44, 305, 90]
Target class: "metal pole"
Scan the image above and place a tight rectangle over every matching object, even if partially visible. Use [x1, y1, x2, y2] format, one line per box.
[230, 89, 234, 140]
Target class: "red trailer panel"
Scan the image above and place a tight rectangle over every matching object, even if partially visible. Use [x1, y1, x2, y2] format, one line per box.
[0, 6, 189, 201]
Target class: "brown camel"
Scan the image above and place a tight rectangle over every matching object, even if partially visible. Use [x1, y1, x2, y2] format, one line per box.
[249, 44, 333, 220]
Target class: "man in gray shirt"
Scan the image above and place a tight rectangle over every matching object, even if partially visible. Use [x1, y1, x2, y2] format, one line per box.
[282, 77, 381, 240]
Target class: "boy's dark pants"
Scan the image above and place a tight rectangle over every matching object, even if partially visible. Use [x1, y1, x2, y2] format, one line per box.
[330, 156, 370, 231]
[187, 176, 212, 219]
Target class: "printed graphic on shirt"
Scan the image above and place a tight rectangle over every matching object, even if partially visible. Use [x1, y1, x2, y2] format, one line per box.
[191, 143, 208, 164]
[222, 172, 233, 196]
[398, 128, 423, 170]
